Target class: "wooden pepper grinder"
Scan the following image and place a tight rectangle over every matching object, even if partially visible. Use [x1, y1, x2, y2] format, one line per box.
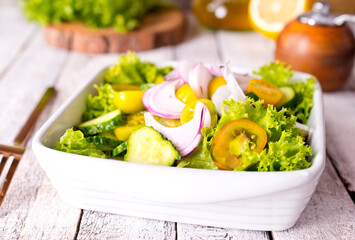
[276, 1, 355, 91]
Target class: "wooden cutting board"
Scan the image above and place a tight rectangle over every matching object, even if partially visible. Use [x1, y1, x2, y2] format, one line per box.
[45, 10, 185, 54]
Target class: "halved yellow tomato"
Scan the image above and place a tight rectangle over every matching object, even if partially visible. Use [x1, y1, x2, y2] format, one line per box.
[126, 112, 145, 125]
[111, 84, 140, 91]
[211, 119, 267, 170]
[113, 90, 145, 114]
[208, 76, 227, 99]
[155, 76, 165, 84]
[113, 125, 144, 141]
[154, 116, 182, 128]
[247, 79, 283, 106]
[180, 99, 218, 127]
[176, 84, 198, 104]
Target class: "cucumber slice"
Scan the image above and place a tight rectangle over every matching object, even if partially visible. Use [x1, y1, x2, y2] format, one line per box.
[124, 126, 180, 166]
[77, 110, 124, 136]
[112, 141, 128, 157]
[245, 92, 260, 101]
[98, 130, 118, 139]
[276, 86, 296, 108]
[86, 136, 123, 151]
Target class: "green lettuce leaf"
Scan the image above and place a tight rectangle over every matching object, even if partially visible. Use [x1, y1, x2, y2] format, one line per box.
[286, 78, 315, 124]
[241, 131, 312, 171]
[218, 98, 298, 142]
[55, 128, 107, 158]
[104, 52, 173, 85]
[82, 84, 117, 122]
[22, 0, 170, 33]
[254, 61, 293, 87]
[202, 98, 311, 171]
[254, 61, 315, 124]
[177, 128, 218, 170]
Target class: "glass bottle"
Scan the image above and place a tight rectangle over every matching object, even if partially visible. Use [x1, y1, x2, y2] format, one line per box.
[192, 0, 251, 30]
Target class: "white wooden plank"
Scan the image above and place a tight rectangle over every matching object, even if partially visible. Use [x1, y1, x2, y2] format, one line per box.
[0, 30, 69, 239]
[0, 7, 36, 77]
[273, 158, 355, 240]
[216, 31, 275, 69]
[177, 224, 269, 240]
[174, 14, 220, 63]
[0, 31, 68, 145]
[323, 90, 355, 193]
[18, 175, 81, 240]
[0, 150, 45, 240]
[0, 0, 19, 7]
[77, 211, 176, 240]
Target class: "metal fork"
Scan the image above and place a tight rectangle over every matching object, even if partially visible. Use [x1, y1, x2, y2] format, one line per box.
[0, 87, 55, 206]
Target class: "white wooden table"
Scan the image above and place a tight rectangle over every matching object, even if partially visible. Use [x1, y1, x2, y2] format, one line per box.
[1, 2, 355, 239]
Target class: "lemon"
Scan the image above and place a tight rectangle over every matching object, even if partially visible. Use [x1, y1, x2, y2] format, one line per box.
[249, 0, 313, 40]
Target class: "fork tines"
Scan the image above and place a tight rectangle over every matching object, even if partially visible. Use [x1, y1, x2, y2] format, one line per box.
[0, 144, 25, 205]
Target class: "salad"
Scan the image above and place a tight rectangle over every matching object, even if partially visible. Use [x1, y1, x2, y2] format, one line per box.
[55, 52, 315, 172]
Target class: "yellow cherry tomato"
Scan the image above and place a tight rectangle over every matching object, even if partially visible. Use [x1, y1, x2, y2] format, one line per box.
[113, 125, 144, 141]
[180, 99, 218, 127]
[247, 79, 283, 106]
[154, 116, 182, 128]
[176, 84, 198, 103]
[208, 76, 227, 99]
[111, 84, 140, 91]
[126, 112, 145, 125]
[113, 90, 145, 114]
[211, 119, 267, 170]
[155, 75, 165, 84]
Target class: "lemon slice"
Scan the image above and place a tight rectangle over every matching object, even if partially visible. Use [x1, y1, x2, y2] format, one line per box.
[249, 0, 312, 40]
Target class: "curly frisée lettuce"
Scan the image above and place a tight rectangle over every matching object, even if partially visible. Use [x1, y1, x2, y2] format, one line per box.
[177, 128, 218, 170]
[104, 52, 173, 85]
[55, 128, 107, 158]
[243, 132, 312, 171]
[82, 84, 117, 122]
[254, 61, 315, 124]
[21, 0, 171, 33]
[203, 98, 312, 171]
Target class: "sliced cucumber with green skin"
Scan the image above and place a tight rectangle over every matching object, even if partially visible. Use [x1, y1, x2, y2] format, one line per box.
[276, 86, 296, 108]
[124, 126, 180, 166]
[86, 136, 123, 151]
[98, 130, 118, 139]
[112, 141, 128, 157]
[77, 110, 124, 136]
[245, 92, 260, 101]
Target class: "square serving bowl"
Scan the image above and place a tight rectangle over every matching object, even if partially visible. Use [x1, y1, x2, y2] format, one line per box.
[32, 63, 325, 231]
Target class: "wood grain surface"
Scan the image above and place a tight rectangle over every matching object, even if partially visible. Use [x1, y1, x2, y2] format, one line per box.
[0, 5, 354, 240]
[45, 10, 185, 54]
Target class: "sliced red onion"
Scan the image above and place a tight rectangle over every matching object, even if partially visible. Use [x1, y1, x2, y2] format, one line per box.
[220, 65, 246, 102]
[164, 69, 180, 81]
[178, 59, 197, 82]
[211, 85, 231, 116]
[188, 62, 213, 99]
[209, 64, 222, 76]
[234, 73, 254, 91]
[144, 101, 211, 157]
[143, 78, 186, 119]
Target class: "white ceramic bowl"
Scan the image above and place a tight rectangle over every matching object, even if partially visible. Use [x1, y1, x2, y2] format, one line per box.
[32, 63, 325, 231]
